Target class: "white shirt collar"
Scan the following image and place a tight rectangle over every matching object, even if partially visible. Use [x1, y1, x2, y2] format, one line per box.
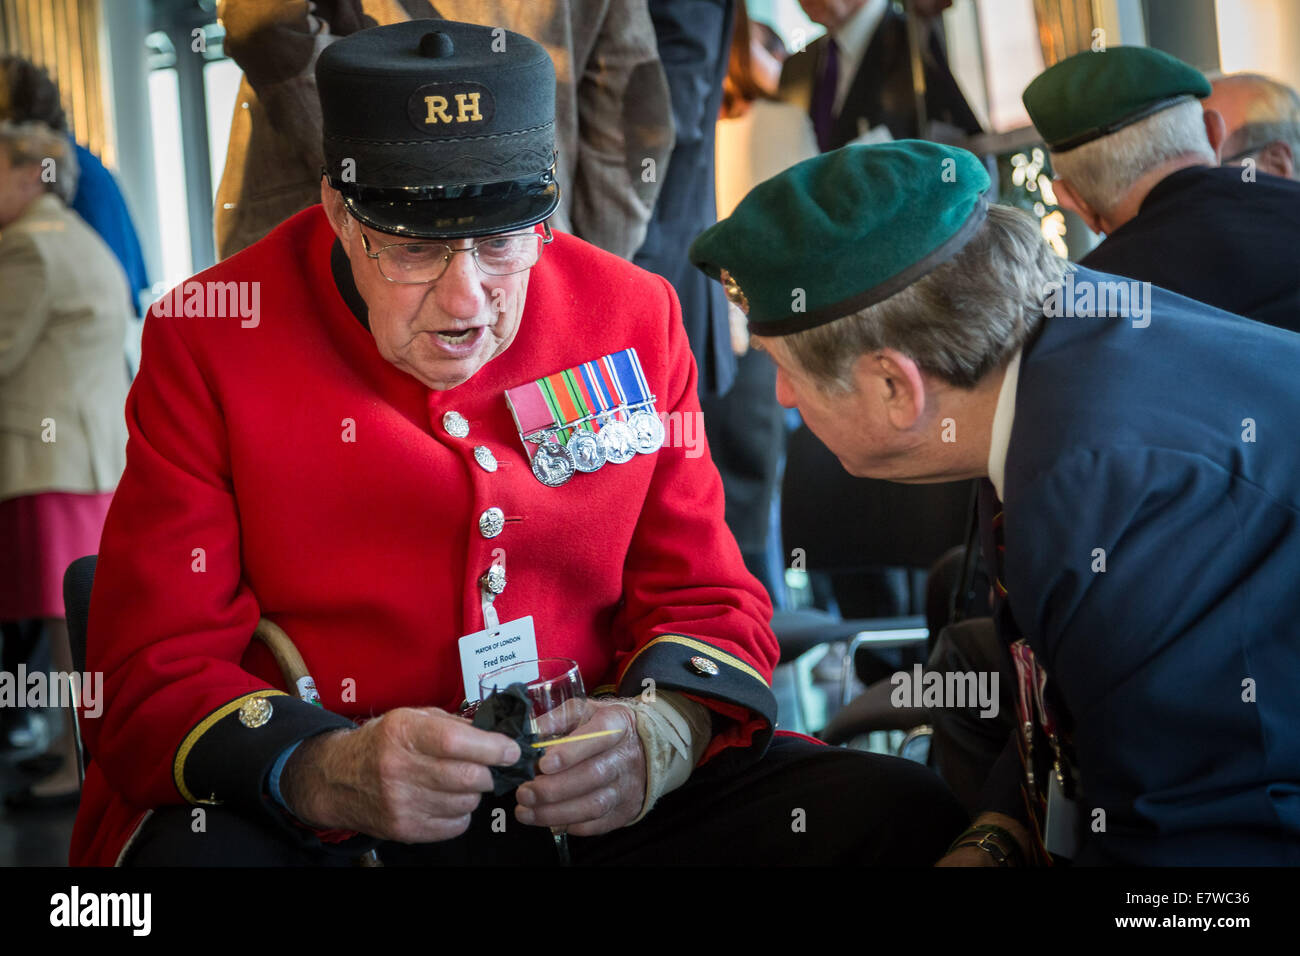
[986, 348, 1022, 501]
[831, 0, 888, 113]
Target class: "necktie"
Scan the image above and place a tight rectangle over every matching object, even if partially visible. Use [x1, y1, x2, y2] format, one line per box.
[811, 38, 839, 152]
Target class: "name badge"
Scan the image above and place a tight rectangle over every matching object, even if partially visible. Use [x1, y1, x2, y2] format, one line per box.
[458, 616, 538, 703]
[1044, 772, 1080, 860]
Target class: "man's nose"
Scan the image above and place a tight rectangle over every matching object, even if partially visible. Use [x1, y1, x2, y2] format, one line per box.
[434, 247, 488, 319]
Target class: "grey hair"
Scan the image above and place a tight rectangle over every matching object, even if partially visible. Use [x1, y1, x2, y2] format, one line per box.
[779, 203, 1068, 392]
[1215, 73, 1300, 167]
[0, 120, 78, 202]
[1050, 98, 1214, 218]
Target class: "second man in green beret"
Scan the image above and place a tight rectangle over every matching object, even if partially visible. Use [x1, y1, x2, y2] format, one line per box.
[1021, 45, 1300, 334]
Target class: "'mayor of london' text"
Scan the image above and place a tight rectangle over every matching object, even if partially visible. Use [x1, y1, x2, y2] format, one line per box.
[50, 887, 151, 936]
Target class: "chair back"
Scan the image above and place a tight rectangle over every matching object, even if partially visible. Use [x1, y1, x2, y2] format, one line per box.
[62, 555, 97, 675]
[62, 554, 97, 773]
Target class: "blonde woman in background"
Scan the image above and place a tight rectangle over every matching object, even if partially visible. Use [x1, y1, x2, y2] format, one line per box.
[0, 119, 130, 808]
[716, 4, 818, 224]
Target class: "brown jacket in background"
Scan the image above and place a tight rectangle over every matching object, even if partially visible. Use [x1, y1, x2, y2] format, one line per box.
[214, 0, 674, 260]
[0, 194, 130, 501]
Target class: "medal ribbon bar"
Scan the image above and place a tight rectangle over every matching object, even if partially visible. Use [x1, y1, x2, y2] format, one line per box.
[504, 349, 660, 473]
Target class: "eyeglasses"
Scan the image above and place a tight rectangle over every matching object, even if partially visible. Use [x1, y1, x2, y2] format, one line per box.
[360, 222, 553, 284]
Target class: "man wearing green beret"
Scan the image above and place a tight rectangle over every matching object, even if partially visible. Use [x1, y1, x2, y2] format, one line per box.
[690, 141, 1300, 865]
[1022, 45, 1300, 335]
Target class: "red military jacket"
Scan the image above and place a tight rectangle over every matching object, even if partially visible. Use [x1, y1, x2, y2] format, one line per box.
[71, 207, 778, 865]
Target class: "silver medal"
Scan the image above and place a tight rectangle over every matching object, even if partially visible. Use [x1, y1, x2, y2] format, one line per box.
[568, 429, 607, 472]
[531, 439, 576, 486]
[600, 419, 637, 464]
[629, 408, 665, 454]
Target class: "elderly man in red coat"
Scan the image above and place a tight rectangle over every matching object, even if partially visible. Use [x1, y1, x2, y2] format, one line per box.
[71, 19, 964, 866]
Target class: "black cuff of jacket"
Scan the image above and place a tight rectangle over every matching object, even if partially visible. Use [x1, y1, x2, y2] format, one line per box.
[174, 691, 352, 813]
[614, 634, 777, 760]
[173, 691, 382, 857]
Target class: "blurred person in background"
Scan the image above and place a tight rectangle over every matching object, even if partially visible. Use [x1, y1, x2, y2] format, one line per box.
[1023, 47, 1300, 335]
[215, 0, 672, 262]
[1205, 71, 1300, 180]
[0, 117, 130, 809]
[633, 0, 737, 399]
[715, 3, 817, 218]
[780, 0, 981, 153]
[0, 57, 150, 320]
[706, 0, 816, 597]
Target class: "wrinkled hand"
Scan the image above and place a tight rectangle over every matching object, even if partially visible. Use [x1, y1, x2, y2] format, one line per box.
[514, 698, 646, 837]
[280, 706, 520, 844]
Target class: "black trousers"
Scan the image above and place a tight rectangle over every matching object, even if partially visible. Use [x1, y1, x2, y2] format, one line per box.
[125, 737, 967, 866]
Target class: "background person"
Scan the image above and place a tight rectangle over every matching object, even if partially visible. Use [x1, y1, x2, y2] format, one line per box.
[632, 0, 737, 399]
[706, 0, 817, 597]
[0, 57, 149, 320]
[0, 118, 130, 810]
[214, 0, 674, 261]
[1023, 46, 1300, 335]
[1204, 71, 1300, 180]
[778, 0, 980, 153]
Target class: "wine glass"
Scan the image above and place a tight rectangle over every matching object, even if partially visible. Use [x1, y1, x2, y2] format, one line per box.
[479, 657, 586, 864]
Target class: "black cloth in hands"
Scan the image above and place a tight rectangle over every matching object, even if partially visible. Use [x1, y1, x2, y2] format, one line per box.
[472, 684, 541, 796]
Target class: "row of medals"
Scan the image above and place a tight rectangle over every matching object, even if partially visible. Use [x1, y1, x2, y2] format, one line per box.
[527, 403, 666, 487]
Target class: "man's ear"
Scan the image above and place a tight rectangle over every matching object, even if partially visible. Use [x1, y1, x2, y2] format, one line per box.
[1051, 177, 1103, 234]
[1202, 108, 1227, 161]
[1258, 140, 1295, 180]
[320, 175, 351, 241]
[853, 347, 927, 430]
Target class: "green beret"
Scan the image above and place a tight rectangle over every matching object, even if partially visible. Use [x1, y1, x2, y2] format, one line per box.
[1023, 46, 1211, 152]
[688, 141, 990, 336]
